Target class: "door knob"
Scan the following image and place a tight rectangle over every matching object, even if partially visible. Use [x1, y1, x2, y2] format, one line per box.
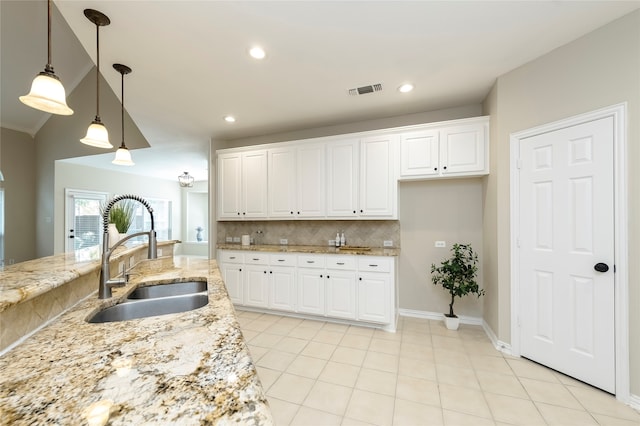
[594, 263, 609, 273]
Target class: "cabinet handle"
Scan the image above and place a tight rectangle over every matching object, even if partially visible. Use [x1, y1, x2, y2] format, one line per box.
[229, 256, 236, 259]
[306, 260, 315, 264]
[277, 259, 285, 262]
[369, 264, 378, 267]
[337, 262, 345, 265]
[252, 258, 260, 261]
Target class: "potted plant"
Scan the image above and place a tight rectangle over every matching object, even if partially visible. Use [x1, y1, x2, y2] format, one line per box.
[101, 200, 136, 246]
[430, 243, 485, 330]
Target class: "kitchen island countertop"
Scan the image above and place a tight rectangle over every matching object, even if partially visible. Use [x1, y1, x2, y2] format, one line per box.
[0, 257, 272, 425]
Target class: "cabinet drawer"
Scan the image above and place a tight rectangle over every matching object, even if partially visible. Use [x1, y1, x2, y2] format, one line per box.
[220, 251, 244, 264]
[298, 255, 325, 269]
[245, 253, 269, 265]
[270, 253, 297, 267]
[357, 257, 391, 273]
[325, 255, 356, 270]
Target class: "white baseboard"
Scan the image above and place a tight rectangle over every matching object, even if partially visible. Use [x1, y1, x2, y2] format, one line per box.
[398, 309, 513, 355]
[398, 308, 483, 325]
[628, 393, 640, 411]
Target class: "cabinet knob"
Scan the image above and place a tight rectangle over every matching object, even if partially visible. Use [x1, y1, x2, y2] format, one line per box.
[297, 211, 300, 215]
[264, 270, 267, 274]
[359, 277, 362, 281]
[327, 275, 330, 279]
[443, 166, 447, 170]
[353, 210, 356, 214]
[243, 212, 246, 215]
[290, 211, 294, 215]
[237, 212, 240, 215]
[320, 274, 323, 278]
[270, 271, 273, 274]
[360, 209, 363, 213]
[434, 167, 438, 171]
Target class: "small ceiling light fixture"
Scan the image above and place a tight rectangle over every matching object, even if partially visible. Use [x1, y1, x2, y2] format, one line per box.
[178, 172, 194, 188]
[224, 115, 236, 123]
[112, 64, 134, 166]
[80, 9, 112, 148]
[249, 46, 266, 60]
[398, 83, 414, 93]
[19, 0, 74, 115]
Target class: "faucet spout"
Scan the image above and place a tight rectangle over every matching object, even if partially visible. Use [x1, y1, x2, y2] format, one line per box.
[98, 195, 158, 299]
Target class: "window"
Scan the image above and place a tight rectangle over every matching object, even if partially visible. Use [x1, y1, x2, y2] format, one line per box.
[127, 198, 172, 243]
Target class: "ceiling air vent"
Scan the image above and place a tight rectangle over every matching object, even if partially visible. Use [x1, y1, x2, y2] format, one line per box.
[348, 83, 383, 96]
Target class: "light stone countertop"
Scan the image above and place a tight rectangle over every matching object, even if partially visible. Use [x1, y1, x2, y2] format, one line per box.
[216, 243, 400, 257]
[0, 256, 273, 425]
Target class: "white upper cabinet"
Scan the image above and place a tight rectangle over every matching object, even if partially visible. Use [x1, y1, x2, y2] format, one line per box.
[297, 143, 326, 218]
[400, 116, 489, 180]
[268, 147, 297, 218]
[359, 134, 398, 218]
[326, 139, 359, 217]
[217, 150, 268, 219]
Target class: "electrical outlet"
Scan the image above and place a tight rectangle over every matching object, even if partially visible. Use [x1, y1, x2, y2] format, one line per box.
[225, 236, 233, 243]
[328, 239, 336, 246]
[383, 240, 393, 247]
[435, 241, 446, 248]
[280, 238, 288, 245]
[232, 237, 241, 243]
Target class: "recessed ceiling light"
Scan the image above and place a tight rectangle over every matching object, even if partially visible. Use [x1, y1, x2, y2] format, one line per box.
[398, 83, 414, 93]
[249, 46, 266, 60]
[224, 115, 236, 123]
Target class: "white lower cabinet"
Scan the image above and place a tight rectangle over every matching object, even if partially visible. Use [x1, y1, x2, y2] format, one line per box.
[218, 250, 396, 330]
[326, 270, 357, 320]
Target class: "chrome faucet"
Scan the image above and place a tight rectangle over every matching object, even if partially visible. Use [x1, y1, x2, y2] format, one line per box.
[99, 194, 158, 299]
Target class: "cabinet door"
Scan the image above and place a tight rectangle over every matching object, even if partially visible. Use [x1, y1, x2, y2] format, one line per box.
[400, 130, 440, 177]
[244, 265, 269, 308]
[242, 150, 268, 218]
[269, 266, 296, 311]
[220, 263, 243, 305]
[217, 153, 242, 219]
[440, 124, 485, 175]
[326, 271, 357, 320]
[297, 143, 326, 218]
[297, 268, 325, 315]
[360, 135, 397, 218]
[358, 273, 390, 324]
[268, 147, 297, 218]
[327, 139, 359, 217]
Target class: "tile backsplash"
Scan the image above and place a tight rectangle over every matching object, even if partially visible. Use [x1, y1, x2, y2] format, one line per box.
[217, 220, 400, 248]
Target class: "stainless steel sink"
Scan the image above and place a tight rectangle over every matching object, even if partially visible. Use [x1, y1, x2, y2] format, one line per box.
[127, 280, 208, 300]
[88, 293, 208, 323]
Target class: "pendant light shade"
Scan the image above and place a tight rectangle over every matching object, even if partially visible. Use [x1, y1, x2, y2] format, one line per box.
[80, 9, 112, 148]
[19, 0, 73, 115]
[112, 63, 134, 166]
[178, 172, 194, 187]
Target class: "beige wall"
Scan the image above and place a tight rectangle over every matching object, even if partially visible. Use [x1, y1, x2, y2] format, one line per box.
[54, 162, 182, 255]
[34, 70, 150, 258]
[482, 10, 640, 394]
[0, 128, 36, 263]
[398, 178, 484, 317]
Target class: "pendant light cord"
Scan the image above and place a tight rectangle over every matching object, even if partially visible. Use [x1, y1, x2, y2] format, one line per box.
[45, 0, 53, 73]
[95, 22, 101, 119]
[120, 70, 125, 148]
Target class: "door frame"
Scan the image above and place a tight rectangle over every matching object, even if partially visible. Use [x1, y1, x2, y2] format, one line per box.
[509, 103, 628, 401]
[64, 189, 109, 253]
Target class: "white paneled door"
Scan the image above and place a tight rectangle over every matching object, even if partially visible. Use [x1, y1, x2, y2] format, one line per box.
[518, 116, 615, 393]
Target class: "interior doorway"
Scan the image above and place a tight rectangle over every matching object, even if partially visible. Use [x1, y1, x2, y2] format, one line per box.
[64, 189, 108, 253]
[510, 104, 628, 400]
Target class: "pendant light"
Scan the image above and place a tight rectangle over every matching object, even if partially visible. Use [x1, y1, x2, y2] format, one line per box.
[19, 0, 73, 115]
[80, 9, 112, 148]
[178, 172, 194, 187]
[112, 64, 134, 166]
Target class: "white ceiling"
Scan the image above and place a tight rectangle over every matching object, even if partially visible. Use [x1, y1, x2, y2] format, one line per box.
[2, 1, 639, 182]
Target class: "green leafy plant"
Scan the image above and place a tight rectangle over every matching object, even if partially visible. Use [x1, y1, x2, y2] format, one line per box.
[101, 200, 137, 234]
[430, 243, 485, 318]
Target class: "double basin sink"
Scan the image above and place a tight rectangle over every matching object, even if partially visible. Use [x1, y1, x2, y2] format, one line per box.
[88, 280, 209, 323]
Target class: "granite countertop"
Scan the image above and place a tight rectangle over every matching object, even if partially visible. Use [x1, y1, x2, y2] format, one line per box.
[0, 257, 273, 425]
[216, 243, 400, 257]
[0, 241, 178, 313]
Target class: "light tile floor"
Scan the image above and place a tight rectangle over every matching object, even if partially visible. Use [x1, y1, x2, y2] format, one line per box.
[236, 310, 640, 426]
